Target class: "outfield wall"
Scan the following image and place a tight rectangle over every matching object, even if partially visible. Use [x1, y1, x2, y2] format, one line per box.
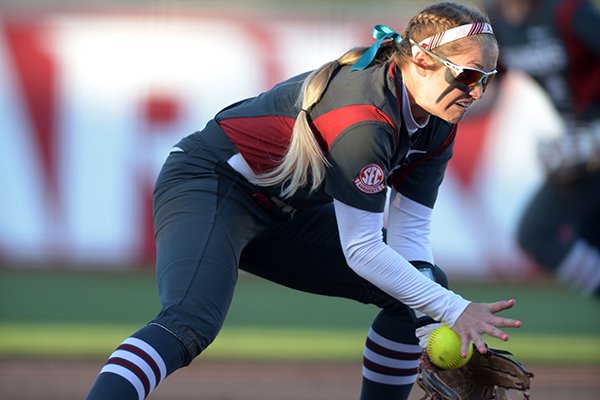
[0, 10, 562, 277]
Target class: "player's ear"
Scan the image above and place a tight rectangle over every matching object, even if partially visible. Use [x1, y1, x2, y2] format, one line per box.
[411, 47, 436, 76]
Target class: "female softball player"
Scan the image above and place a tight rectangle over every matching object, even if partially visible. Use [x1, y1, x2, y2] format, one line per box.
[86, 2, 522, 399]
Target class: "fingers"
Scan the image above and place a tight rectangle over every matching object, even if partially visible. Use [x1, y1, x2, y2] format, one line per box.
[489, 298, 516, 313]
[492, 318, 521, 328]
[473, 336, 487, 354]
[484, 324, 509, 342]
[489, 299, 521, 328]
[482, 307, 522, 343]
[462, 331, 487, 355]
[454, 298, 522, 355]
[491, 316, 522, 328]
[460, 336, 472, 357]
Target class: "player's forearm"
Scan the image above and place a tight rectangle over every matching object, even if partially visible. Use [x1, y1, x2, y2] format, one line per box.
[347, 238, 469, 325]
[334, 199, 470, 325]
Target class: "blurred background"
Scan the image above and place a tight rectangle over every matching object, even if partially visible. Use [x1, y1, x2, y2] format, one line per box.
[0, 0, 598, 399]
[0, 0, 564, 274]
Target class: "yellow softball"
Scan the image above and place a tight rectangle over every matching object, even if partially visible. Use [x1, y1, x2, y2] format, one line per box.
[426, 325, 473, 369]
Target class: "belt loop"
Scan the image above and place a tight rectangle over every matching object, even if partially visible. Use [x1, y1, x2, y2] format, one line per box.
[270, 196, 297, 216]
[249, 192, 296, 219]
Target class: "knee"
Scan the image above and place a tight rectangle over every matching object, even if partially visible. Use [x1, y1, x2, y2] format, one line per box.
[153, 305, 223, 359]
[410, 261, 448, 289]
[431, 264, 448, 289]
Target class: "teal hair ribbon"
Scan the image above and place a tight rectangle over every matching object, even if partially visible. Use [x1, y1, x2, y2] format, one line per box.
[351, 24, 402, 71]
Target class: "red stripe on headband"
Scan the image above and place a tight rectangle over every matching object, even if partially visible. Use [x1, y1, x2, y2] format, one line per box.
[436, 32, 445, 48]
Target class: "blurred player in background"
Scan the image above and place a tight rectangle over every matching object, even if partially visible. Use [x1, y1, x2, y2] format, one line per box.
[487, 0, 600, 297]
[86, 3, 522, 399]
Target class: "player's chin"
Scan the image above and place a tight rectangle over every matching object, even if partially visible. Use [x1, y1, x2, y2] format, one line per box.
[443, 103, 472, 124]
[440, 111, 467, 124]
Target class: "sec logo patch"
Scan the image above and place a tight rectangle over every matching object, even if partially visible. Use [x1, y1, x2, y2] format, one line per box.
[354, 163, 386, 194]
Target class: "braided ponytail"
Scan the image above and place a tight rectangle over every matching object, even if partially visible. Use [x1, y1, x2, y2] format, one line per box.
[252, 60, 339, 197]
[251, 48, 379, 198]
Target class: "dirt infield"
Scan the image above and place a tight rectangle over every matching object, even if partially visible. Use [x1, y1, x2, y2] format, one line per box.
[1, 359, 598, 399]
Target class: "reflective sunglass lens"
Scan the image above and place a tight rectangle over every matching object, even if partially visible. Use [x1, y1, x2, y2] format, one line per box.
[455, 69, 485, 87]
[455, 69, 496, 89]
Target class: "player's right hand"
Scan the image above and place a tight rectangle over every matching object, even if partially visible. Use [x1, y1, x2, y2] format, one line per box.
[451, 299, 521, 357]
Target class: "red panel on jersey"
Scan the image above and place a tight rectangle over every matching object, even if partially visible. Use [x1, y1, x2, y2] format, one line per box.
[219, 115, 296, 173]
[312, 105, 396, 147]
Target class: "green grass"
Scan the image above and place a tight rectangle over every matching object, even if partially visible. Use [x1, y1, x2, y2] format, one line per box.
[0, 269, 599, 364]
[1, 323, 599, 364]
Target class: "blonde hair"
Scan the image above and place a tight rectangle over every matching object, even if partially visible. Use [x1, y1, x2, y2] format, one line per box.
[253, 2, 496, 199]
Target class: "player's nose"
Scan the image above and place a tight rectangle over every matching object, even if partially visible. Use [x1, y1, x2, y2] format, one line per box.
[469, 83, 484, 100]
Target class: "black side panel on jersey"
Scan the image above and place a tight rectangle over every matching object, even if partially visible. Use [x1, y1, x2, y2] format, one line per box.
[389, 121, 456, 209]
[325, 122, 398, 212]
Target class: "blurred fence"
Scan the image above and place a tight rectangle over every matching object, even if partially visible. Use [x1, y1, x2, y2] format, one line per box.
[0, 5, 562, 277]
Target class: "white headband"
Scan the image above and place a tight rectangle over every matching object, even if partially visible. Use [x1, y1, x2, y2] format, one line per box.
[419, 22, 494, 50]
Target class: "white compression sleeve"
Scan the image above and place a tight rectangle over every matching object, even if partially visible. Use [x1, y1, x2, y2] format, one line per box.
[334, 199, 470, 326]
[386, 189, 434, 264]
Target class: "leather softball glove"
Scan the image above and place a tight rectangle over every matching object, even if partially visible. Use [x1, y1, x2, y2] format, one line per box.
[416, 346, 534, 400]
